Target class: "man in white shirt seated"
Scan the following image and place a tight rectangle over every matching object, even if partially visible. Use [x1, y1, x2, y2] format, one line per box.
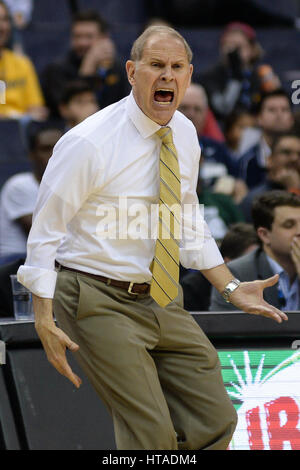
[210, 190, 300, 311]
[17, 26, 287, 451]
[0, 125, 63, 263]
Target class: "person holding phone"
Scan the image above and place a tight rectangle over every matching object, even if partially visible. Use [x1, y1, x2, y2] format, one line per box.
[199, 22, 280, 123]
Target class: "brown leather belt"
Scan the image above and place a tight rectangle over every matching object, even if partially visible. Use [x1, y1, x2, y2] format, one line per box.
[55, 262, 150, 295]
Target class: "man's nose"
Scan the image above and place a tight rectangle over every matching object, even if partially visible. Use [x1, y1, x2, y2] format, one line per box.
[295, 224, 300, 236]
[161, 65, 174, 81]
[290, 152, 300, 162]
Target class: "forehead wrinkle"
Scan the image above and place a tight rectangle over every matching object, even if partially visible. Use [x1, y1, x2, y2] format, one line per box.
[145, 55, 188, 66]
[142, 35, 189, 60]
[143, 48, 188, 59]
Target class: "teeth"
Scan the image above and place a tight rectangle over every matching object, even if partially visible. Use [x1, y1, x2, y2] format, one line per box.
[154, 89, 174, 104]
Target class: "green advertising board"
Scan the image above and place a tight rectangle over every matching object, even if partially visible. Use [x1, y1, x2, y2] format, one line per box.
[219, 349, 300, 450]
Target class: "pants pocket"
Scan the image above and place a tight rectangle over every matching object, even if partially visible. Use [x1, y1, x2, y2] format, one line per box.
[75, 275, 101, 321]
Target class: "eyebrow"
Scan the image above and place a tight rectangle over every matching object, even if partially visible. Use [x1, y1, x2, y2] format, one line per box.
[148, 56, 186, 63]
[280, 218, 298, 224]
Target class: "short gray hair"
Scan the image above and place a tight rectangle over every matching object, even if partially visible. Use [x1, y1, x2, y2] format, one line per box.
[130, 25, 193, 63]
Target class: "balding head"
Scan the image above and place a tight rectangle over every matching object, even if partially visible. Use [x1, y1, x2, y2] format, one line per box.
[178, 83, 208, 134]
[130, 25, 193, 63]
[126, 28, 193, 126]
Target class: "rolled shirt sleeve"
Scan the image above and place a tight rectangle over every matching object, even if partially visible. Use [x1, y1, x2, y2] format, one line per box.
[17, 134, 101, 298]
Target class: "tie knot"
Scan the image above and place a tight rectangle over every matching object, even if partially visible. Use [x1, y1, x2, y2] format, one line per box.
[156, 127, 173, 145]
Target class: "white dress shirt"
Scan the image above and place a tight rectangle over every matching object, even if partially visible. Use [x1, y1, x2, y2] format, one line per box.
[17, 92, 224, 298]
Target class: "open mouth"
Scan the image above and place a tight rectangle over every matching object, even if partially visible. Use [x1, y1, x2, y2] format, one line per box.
[154, 89, 174, 104]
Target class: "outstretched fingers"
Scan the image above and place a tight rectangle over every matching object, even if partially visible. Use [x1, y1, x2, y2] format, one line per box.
[256, 274, 288, 322]
[53, 357, 82, 388]
[57, 334, 82, 388]
[250, 303, 288, 323]
[39, 326, 82, 389]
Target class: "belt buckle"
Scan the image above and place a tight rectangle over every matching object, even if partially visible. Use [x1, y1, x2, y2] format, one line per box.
[128, 282, 139, 295]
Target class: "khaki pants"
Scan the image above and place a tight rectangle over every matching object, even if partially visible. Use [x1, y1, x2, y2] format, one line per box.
[53, 268, 237, 450]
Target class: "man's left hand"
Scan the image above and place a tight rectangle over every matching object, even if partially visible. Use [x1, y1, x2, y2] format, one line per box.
[229, 274, 288, 323]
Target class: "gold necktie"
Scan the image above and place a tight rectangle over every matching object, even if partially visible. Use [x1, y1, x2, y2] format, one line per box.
[150, 127, 181, 307]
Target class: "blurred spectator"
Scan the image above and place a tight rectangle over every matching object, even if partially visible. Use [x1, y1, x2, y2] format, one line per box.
[42, 9, 129, 117]
[178, 83, 239, 179]
[293, 109, 300, 136]
[180, 222, 258, 311]
[0, 0, 47, 120]
[179, 83, 248, 204]
[3, 0, 32, 28]
[179, 85, 246, 247]
[0, 125, 63, 262]
[201, 107, 225, 143]
[240, 133, 300, 221]
[219, 222, 259, 262]
[196, 174, 245, 242]
[210, 190, 300, 311]
[223, 107, 256, 157]
[3, 0, 33, 54]
[58, 80, 99, 130]
[178, 82, 225, 142]
[180, 165, 246, 312]
[238, 89, 294, 189]
[211, 174, 248, 205]
[200, 22, 280, 123]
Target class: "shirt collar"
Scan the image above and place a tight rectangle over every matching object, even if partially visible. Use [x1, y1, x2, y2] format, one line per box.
[259, 136, 271, 166]
[126, 91, 177, 139]
[266, 255, 284, 276]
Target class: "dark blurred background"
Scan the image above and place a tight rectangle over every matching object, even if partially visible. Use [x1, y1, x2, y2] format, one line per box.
[24, 0, 300, 87]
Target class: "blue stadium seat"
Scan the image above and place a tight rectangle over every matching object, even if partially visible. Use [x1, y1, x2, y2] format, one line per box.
[23, 21, 300, 85]
[0, 120, 31, 189]
[23, 26, 70, 75]
[76, 0, 147, 27]
[31, 0, 72, 24]
[23, 0, 71, 74]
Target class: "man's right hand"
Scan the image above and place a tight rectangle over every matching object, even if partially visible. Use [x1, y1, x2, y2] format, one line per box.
[79, 37, 116, 75]
[33, 295, 82, 389]
[226, 48, 244, 80]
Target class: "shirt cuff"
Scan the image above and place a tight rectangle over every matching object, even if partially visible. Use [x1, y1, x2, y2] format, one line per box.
[17, 265, 57, 298]
[180, 238, 224, 271]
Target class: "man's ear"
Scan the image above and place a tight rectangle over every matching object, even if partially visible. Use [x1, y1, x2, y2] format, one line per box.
[188, 64, 193, 85]
[257, 226, 270, 246]
[58, 103, 69, 120]
[126, 60, 136, 86]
